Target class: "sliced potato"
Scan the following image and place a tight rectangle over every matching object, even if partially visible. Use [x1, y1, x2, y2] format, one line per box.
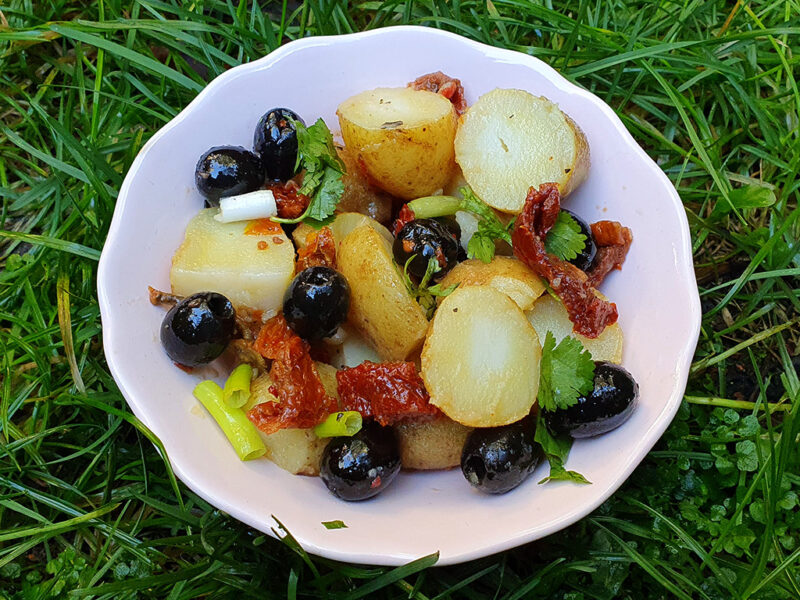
[170, 209, 294, 313]
[526, 293, 623, 363]
[292, 212, 393, 250]
[330, 325, 383, 369]
[422, 286, 541, 427]
[338, 225, 429, 361]
[337, 87, 457, 200]
[455, 89, 589, 213]
[249, 362, 339, 476]
[437, 257, 545, 311]
[395, 417, 472, 470]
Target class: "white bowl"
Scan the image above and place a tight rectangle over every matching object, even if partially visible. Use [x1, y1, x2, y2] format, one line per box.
[98, 26, 701, 566]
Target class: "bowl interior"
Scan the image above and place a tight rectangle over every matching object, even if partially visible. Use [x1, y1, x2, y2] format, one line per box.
[99, 26, 700, 566]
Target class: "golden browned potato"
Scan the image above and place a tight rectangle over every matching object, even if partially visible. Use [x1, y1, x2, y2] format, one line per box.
[292, 212, 393, 251]
[338, 225, 429, 361]
[248, 362, 339, 476]
[337, 87, 457, 200]
[526, 293, 623, 363]
[395, 417, 472, 470]
[455, 89, 589, 213]
[437, 257, 545, 311]
[422, 286, 541, 427]
[336, 145, 395, 224]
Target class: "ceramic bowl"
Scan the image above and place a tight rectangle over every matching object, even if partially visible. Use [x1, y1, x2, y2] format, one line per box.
[98, 26, 701, 566]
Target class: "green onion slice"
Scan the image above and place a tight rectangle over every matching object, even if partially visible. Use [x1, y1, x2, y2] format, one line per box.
[193, 380, 266, 461]
[223, 363, 253, 408]
[313, 411, 363, 438]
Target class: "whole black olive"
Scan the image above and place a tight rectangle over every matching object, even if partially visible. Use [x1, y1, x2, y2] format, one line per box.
[283, 266, 350, 341]
[544, 362, 639, 438]
[393, 218, 460, 280]
[253, 108, 304, 182]
[461, 415, 541, 494]
[561, 209, 596, 271]
[320, 421, 401, 501]
[160, 292, 236, 367]
[195, 146, 263, 205]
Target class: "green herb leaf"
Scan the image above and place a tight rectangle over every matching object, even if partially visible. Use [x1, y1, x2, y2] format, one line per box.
[534, 418, 591, 484]
[321, 520, 348, 530]
[545, 210, 587, 261]
[305, 166, 344, 223]
[460, 187, 512, 263]
[711, 184, 777, 218]
[538, 331, 595, 412]
[399, 257, 458, 318]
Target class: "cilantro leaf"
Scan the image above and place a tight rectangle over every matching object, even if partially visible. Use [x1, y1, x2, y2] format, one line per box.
[274, 118, 345, 225]
[538, 331, 595, 413]
[534, 417, 591, 484]
[545, 210, 587, 261]
[321, 520, 348, 530]
[399, 257, 458, 318]
[459, 187, 512, 263]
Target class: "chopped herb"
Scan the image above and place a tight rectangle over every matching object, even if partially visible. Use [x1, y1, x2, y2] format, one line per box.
[534, 418, 591, 484]
[538, 331, 595, 413]
[321, 520, 348, 530]
[400, 256, 458, 318]
[544, 210, 587, 261]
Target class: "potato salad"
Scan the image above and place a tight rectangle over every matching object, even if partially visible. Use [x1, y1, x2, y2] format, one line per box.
[151, 72, 638, 501]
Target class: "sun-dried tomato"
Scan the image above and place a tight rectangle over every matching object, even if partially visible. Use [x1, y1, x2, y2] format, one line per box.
[512, 183, 618, 338]
[336, 361, 440, 426]
[408, 71, 468, 116]
[295, 226, 337, 273]
[248, 315, 337, 434]
[392, 204, 416, 236]
[244, 218, 283, 236]
[586, 220, 633, 288]
[269, 180, 310, 220]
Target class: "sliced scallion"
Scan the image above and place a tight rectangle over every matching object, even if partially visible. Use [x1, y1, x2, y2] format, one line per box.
[193, 380, 266, 461]
[313, 411, 363, 438]
[213, 189, 277, 223]
[223, 363, 252, 408]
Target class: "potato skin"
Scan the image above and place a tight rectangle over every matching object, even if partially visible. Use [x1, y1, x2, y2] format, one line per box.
[437, 257, 545, 311]
[338, 225, 429, 361]
[337, 87, 457, 200]
[395, 417, 472, 470]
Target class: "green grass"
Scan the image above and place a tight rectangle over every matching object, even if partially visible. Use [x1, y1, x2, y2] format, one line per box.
[1, 0, 799, 597]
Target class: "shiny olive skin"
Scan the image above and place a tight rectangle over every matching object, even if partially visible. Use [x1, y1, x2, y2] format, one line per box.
[160, 292, 236, 367]
[561, 209, 597, 271]
[320, 421, 401, 501]
[461, 416, 542, 494]
[195, 146, 264, 204]
[544, 362, 639, 438]
[253, 108, 304, 182]
[283, 266, 350, 341]
[393, 218, 460, 280]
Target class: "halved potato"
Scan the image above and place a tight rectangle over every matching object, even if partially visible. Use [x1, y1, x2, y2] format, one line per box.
[170, 209, 295, 313]
[526, 293, 623, 363]
[337, 87, 457, 199]
[395, 417, 472, 470]
[338, 225, 429, 361]
[336, 145, 394, 224]
[437, 257, 545, 311]
[292, 212, 392, 250]
[455, 89, 589, 213]
[422, 286, 541, 427]
[248, 362, 340, 476]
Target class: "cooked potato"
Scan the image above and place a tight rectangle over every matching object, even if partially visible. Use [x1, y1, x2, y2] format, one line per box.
[455, 89, 589, 213]
[170, 209, 294, 313]
[437, 257, 545, 311]
[395, 417, 472, 470]
[330, 325, 383, 369]
[338, 225, 429, 361]
[526, 293, 623, 363]
[337, 87, 457, 200]
[292, 212, 392, 251]
[336, 145, 394, 224]
[249, 362, 340, 476]
[422, 286, 541, 427]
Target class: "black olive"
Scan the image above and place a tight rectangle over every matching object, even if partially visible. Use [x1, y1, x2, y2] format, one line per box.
[253, 108, 304, 182]
[461, 415, 541, 494]
[160, 292, 236, 367]
[283, 266, 350, 341]
[393, 219, 460, 280]
[561, 209, 596, 271]
[195, 146, 263, 205]
[320, 421, 401, 501]
[544, 361, 639, 438]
